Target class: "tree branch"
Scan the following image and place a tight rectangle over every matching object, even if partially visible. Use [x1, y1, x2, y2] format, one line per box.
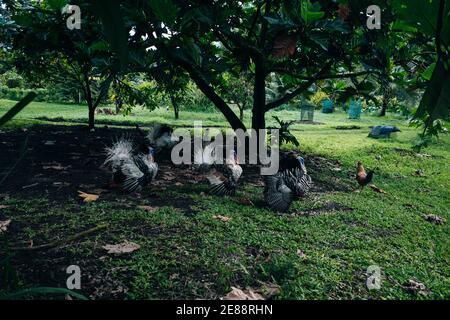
[166, 50, 246, 131]
[265, 61, 333, 111]
[271, 68, 378, 80]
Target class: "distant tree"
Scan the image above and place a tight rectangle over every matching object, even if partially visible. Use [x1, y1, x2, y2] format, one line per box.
[220, 73, 253, 121]
[1, 0, 120, 130]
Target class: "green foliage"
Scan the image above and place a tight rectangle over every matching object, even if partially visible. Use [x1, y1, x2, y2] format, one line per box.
[268, 116, 300, 147]
[310, 91, 329, 107]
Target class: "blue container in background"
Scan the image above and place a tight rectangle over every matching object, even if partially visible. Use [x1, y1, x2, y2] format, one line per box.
[348, 99, 362, 119]
[322, 99, 334, 113]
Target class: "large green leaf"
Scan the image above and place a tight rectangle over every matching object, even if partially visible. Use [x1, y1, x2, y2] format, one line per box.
[415, 60, 450, 125]
[148, 0, 179, 27]
[46, 0, 68, 11]
[91, 0, 128, 69]
[391, 0, 450, 43]
[0, 93, 36, 127]
[300, 0, 325, 24]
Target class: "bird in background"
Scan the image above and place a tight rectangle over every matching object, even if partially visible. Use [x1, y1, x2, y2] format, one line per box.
[146, 124, 180, 152]
[194, 144, 243, 196]
[134, 123, 180, 155]
[368, 126, 401, 139]
[103, 137, 158, 193]
[355, 161, 374, 191]
[264, 152, 312, 212]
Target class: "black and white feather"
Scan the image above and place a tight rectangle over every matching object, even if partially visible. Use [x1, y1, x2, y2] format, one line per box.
[104, 138, 158, 192]
[146, 124, 179, 152]
[194, 145, 243, 196]
[264, 153, 312, 212]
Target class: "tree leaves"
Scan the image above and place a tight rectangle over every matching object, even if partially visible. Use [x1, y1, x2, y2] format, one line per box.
[271, 33, 297, 58]
[414, 60, 450, 132]
[148, 0, 179, 27]
[91, 0, 128, 69]
[300, 0, 325, 24]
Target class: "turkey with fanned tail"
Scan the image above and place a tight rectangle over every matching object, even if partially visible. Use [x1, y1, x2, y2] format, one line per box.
[264, 152, 312, 212]
[194, 144, 243, 196]
[104, 138, 158, 193]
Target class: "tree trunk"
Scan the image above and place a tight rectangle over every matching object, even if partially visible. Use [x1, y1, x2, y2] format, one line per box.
[252, 59, 266, 131]
[237, 103, 244, 121]
[170, 95, 179, 119]
[88, 105, 95, 130]
[380, 96, 388, 116]
[251, 59, 267, 162]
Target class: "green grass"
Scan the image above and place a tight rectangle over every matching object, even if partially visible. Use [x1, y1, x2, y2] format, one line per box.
[0, 99, 449, 300]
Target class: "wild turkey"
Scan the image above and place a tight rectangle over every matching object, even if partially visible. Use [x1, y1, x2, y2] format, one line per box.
[146, 124, 179, 152]
[104, 138, 158, 193]
[264, 152, 312, 212]
[194, 145, 243, 196]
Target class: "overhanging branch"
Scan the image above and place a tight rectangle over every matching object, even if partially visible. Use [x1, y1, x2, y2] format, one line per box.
[265, 61, 333, 111]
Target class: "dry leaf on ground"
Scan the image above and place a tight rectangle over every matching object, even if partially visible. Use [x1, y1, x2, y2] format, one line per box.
[102, 241, 141, 254]
[53, 182, 71, 187]
[43, 164, 70, 171]
[296, 249, 307, 258]
[0, 219, 12, 233]
[369, 185, 387, 194]
[423, 214, 446, 225]
[222, 283, 280, 300]
[138, 205, 158, 213]
[213, 215, 231, 222]
[403, 280, 429, 295]
[222, 287, 264, 300]
[78, 191, 99, 202]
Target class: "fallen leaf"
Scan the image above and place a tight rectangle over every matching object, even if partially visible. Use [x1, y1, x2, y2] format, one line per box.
[138, 205, 158, 213]
[222, 282, 280, 300]
[222, 287, 264, 300]
[296, 249, 307, 258]
[22, 183, 39, 189]
[403, 280, 429, 295]
[235, 197, 254, 206]
[102, 241, 140, 254]
[213, 215, 231, 222]
[53, 182, 71, 187]
[43, 164, 70, 171]
[369, 185, 388, 194]
[78, 191, 99, 202]
[423, 214, 446, 225]
[0, 219, 11, 233]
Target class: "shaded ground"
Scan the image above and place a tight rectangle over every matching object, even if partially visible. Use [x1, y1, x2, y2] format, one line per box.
[0, 123, 448, 300]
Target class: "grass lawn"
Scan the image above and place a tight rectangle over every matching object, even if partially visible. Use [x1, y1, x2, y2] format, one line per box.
[0, 99, 449, 300]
